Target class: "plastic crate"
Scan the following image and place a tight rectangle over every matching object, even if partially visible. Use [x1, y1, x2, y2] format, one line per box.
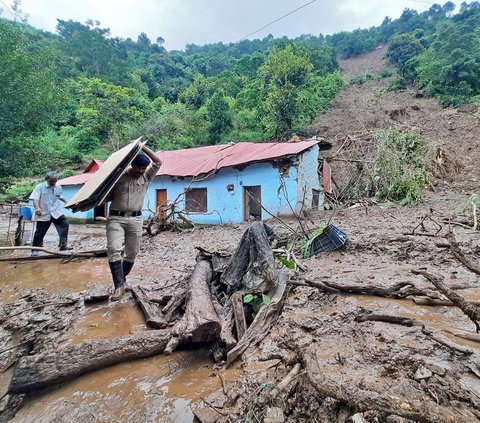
[306, 224, 348, 256]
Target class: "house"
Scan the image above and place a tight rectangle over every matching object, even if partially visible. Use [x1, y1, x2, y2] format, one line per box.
[59, 139, 330, 224]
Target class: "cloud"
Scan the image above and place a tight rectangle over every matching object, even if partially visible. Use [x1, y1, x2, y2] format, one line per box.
[13, 0, 464, 50]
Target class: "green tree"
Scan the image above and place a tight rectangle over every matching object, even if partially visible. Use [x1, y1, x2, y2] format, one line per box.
[0, 20, 64, 185]
[205, 92, 233, 143]
[386, 33, 424, 74]
[259, 44, 314, 136]
[72, 77, 153, 151]
[0, 20, 62, 140]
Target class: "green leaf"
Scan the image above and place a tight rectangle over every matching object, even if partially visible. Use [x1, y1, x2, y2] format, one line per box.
[275, 255, 295, 269]
[262, 294, 271, 305]
[243, 294, 254, 303]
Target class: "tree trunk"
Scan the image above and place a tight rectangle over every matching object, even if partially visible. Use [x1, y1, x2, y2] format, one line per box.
[9, 330, 171, 394]
[165, 258, 220, 354]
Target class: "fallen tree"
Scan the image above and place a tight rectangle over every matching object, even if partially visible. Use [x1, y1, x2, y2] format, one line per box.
[8, 330, 171, 394]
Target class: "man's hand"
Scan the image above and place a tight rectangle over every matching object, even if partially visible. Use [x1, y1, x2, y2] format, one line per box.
[35, 208, 42, 216]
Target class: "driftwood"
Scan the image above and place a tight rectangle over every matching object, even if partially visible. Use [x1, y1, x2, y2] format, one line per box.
[165, 258, 220, 354]
[443, 329, 480, 344]
[221, 222, 278, 293]
[412, 296, 480, 307]
[445, 231, 480, 276]
[227, 272, 288, 366]
[355, 312, 473, 355]
[269, 362, 301, 399]
[412, 269, 480, 332]
[296, 279, 437, 299]
[131, 286, 169, 328]
[9, 330, 171, 394]
[0, 246, 107, 261]
[304, 348, 479, 423]
[231, 292, 247, 340]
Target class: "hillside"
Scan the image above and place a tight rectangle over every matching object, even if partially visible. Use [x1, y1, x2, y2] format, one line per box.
[2, 49, 480, 422]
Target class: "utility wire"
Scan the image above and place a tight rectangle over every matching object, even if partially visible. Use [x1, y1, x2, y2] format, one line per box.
[238, 0, 317, 42]
[201, 0, 318, 60]
[0, 0, 28, 24]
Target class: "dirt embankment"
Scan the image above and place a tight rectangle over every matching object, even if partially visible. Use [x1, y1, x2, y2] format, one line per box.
[1, 48, 480, 422]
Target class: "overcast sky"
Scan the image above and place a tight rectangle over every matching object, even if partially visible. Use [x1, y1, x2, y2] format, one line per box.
[3, 0, 464, 50]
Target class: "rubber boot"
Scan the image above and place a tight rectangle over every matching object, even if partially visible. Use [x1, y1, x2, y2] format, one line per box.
[109, 260, 125, 301]
[122, 261, 134, 291]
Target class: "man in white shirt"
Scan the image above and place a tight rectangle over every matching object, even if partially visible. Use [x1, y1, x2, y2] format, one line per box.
[30, 171, 71, 255]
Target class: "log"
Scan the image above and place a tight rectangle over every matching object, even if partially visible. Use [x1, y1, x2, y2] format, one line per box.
[9, 330, 171, 394]
[298, 279, 437, 299]
[131, 286, 168, 328]
[412, 269, 480, 332]
[0, 246, 107, 258]
[221, 222, 278, 293]
[445, 231, 480, 276]
[269, 362, 301, 399]
[412, 297, 480, 307]
[355, 312, 473, 355]
[165, 258, 220, 354]
[304, 348, 479, 423]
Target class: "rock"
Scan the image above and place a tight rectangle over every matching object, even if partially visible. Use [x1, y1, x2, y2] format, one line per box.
[414, 365, 433, 380]
[264, 406, 285, 423]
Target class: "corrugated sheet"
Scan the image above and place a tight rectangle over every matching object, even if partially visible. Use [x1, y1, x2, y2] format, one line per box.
[60, 140, 319, 186]
[156, 140, 320, 177]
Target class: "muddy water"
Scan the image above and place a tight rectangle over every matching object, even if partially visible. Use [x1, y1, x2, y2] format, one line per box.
[331, 293, 480, 350]
[1, 258, 231, 422]
[12, 348, 223, 422]
[0, 259, 110, 303]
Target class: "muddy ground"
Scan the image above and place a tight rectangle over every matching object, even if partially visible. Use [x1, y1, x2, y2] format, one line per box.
[1, 48, 480, 422]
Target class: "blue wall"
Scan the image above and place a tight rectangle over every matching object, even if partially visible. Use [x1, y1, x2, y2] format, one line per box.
[62, 146, 322, 224]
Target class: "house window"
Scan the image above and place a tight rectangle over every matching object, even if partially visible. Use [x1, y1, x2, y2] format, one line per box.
[185, 188, 207, 213]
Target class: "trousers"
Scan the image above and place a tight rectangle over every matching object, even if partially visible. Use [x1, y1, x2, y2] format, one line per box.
[32, 215, 69, 249]
[106, 216, 143, 262]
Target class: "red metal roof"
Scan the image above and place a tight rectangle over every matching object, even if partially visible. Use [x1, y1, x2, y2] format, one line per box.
[59, 141, 319, 185]
[156, 140, 320, 177]
[59, 160, 105, 186]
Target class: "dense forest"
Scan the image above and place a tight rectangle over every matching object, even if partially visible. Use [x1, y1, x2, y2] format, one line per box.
[0, 1, 479, 199]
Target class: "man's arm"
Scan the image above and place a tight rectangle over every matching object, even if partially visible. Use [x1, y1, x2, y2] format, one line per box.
[33, 199, 42, 216]
[30, 184, 42, 216]
[142, 145, 162, 165]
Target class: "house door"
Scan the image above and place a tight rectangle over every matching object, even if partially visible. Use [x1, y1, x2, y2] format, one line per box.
[156, 189, 168, 223]
[244, 186, 262, 221]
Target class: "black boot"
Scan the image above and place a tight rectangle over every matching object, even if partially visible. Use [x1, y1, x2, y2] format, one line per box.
[109, 260, 125, 301]
[122, 260, 134, 291]
[123, 260, 134, 277]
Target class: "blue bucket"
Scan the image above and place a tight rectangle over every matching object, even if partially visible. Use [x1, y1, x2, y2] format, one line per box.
[19, 206, 33, 220]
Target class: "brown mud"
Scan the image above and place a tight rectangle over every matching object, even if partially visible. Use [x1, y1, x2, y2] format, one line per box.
[1, 47, 480, 422]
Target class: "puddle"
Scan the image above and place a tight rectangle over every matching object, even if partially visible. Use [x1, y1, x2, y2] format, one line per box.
[68, 301, 148, 344]
[11, 348, 223, 423]
[334, 294, 480, 350]
[0, 259, 110, 303]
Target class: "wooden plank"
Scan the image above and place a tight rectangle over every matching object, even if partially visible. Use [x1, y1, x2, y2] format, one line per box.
[231, 292, 247, 340]
[131, 286, 168, 329]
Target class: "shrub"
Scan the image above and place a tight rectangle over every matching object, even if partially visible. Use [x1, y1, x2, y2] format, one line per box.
[369, 129, 428, 205]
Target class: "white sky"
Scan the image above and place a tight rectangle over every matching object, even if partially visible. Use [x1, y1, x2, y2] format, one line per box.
[2, 0, 465, 50]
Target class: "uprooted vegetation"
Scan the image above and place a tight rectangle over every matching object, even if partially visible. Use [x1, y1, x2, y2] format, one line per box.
[324, 128, 429, 206]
